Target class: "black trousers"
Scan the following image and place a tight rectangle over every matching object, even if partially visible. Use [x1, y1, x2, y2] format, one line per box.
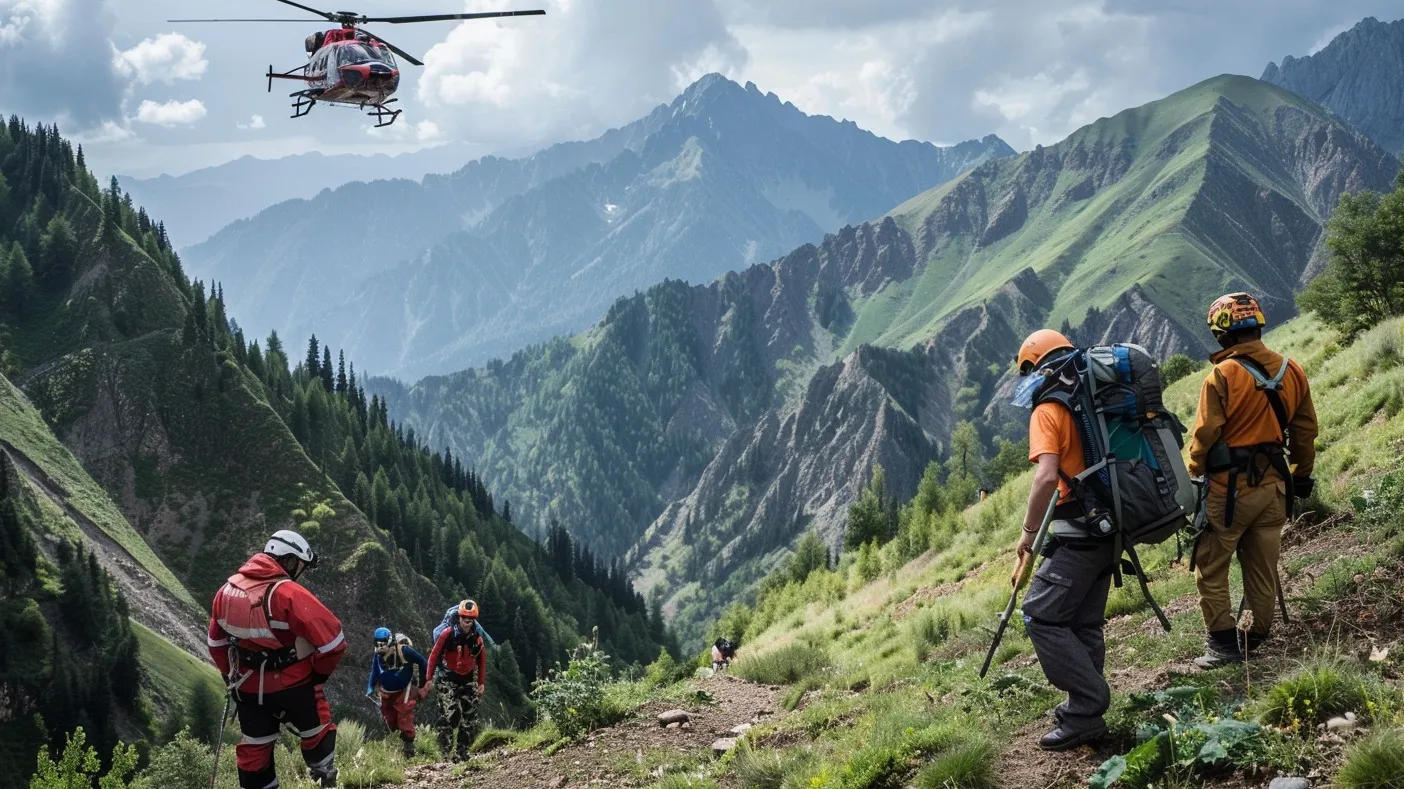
[234, 683, 337, 789]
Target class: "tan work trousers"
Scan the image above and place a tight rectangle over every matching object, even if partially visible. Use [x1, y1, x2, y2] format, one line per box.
[1194, 479, 1287, 634]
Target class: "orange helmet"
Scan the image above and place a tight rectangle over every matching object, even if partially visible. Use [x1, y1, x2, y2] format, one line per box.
[457, 599, 479, 619]
[1017, 329, 1073, 376]
[1206, 292, 1265, 336]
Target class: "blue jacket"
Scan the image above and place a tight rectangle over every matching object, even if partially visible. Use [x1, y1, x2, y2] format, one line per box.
[366, 645, 427, 696]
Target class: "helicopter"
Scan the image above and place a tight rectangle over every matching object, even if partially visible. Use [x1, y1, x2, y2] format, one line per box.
[171, 0, 544, 128]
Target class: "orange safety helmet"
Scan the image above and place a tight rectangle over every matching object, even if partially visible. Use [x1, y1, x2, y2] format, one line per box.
[457, 598, 479, 619]
[1206, 292, 1266, 337]
[1017, 329, 1073, 376]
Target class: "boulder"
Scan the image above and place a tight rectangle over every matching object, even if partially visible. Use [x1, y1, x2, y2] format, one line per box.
[711, 738, 738, 756]
[1268, 778, 1309, 789]
[657, 709, 691, 726]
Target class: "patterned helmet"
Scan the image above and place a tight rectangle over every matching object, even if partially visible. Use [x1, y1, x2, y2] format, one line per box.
[457, 599, 479, 619]
[1207, 292, 1266, 336]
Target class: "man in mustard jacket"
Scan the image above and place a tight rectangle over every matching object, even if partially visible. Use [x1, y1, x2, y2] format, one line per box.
[1188, 293, 1318, 668]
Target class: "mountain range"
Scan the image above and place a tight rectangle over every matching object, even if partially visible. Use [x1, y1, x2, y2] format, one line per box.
[378, 73, 1399, 642]
[183, 74, 1013, 378]
[117, 143, 485, 249]
[1261, 16, 1404, 155]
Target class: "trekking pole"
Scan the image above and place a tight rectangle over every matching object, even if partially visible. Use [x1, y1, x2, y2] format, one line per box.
[209, 692, 234, 789]
[980, 489, 1060, 679]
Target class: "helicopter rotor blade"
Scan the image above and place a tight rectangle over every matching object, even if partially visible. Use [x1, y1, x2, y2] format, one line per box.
[270, 0, 339, 22]
[168, 18, 327, 22]
[360, 10, 546, 24]
[356, 29, 424, 66]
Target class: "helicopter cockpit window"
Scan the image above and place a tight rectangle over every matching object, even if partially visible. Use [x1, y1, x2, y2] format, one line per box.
[335, 43, 395, 67]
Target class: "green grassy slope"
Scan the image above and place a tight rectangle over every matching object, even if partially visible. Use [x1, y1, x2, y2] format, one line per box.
[0, 372, 193, 604]
[852, 75, 1394, 357]
[695, 314, 1404, 788]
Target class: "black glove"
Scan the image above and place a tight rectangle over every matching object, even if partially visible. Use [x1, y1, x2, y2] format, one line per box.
[309, 672, 331, 687]
[1292, 476, 1314, 500]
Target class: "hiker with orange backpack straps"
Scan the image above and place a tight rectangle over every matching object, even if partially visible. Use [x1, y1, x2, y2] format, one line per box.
[1189, 293, 1318, 668]
[424, 599, 488, 761]
[366, 627, 428, 757]
[208, 530, 347, 789]
[1008, 328, 1121, 752]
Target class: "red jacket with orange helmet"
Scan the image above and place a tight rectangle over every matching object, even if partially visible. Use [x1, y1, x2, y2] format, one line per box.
[207, 553, 347, 698]
[426, 621, 486, 685]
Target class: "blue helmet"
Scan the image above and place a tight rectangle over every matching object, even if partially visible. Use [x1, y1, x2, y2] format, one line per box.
[373, 626, 391, 644]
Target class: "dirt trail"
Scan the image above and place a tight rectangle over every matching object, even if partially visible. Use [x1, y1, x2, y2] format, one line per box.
[1, 438, 208, 656]
[403, 676, 782, 789]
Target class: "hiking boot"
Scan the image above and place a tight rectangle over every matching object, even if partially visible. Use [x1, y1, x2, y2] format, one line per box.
[401, 736, 416, 759]
[314, 767, 338, 788]
[1038, 725, 1107, 751]
[1193, 629, 1243, 669]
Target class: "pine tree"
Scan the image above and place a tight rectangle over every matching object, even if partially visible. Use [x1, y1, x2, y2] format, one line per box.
[37, 214, 77, 291]
[305, 335, 320, 378]
[336, 351, 347, 395]
[4, 242, 35, 319]
[320, 346, 333, 392]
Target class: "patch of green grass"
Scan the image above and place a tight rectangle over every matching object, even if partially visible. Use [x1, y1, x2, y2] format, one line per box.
[470, 728, 517, 753]
[134, 620, 224, 715]
[733, 644, 831, 686]
[1335, 728, 1404, 789]
[1258, 662, 1368, 730]
[914, 736, 996, 789]
[730, 744, 812, 789]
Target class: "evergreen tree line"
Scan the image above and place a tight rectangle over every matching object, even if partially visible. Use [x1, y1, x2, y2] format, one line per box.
[0, 114, 672, 730]
[177, 295, 674, 714]
[0, 459, 143, 779]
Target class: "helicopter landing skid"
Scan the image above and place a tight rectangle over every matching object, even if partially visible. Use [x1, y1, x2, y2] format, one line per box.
[289, 89, 319, 119]
[363, 99, 401, 128]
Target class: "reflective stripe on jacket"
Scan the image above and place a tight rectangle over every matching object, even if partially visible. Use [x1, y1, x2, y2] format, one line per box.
[207, 553, 346, 697]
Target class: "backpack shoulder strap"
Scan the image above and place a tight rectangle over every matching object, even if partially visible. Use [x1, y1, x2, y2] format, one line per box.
[1232, 357, 1290, 436]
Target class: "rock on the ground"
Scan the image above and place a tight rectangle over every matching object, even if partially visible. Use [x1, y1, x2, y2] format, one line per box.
[666, 722, 682, 730]
[711, 738, 738, 756]
[729, 723, 752, 735]
[1268, 778, 1310, 789]
[657, 709, 691, 725]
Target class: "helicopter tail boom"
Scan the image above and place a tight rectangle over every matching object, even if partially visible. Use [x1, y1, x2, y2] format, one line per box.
[268, 65, 316, 92]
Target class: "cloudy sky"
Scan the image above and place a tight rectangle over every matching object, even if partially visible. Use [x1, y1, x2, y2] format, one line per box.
[1, 0, 1398, 178]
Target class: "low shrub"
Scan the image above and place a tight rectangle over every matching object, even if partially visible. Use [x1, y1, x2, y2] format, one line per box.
[909, 605, 971, 661]
[533, 638, 615, 738]
[733, 644, 830, 686]
[1335, 728, 1404, 789]
[133, 730, 210, 789]
[645, 647, 693, 687]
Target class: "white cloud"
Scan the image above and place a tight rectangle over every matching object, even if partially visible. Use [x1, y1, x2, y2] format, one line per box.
[418, 0, 746, 144]
[113, 32, 206, 84]
[70, 118, 134, 143]
[135, 98, 206, 126]
[364, 118, 445, 142]
[238, 114, 266, 130]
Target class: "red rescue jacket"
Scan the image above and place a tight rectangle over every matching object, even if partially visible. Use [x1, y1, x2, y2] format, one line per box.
[426, 623, 486, 685]
[207, 553, 346, 700]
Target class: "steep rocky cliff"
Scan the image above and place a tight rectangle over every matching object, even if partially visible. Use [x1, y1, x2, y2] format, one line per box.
[1262, 16, 1404, 155]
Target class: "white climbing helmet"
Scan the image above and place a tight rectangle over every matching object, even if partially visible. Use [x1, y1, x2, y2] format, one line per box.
[264, 529, 317, 564]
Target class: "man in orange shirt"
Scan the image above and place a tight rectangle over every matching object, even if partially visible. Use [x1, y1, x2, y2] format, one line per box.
[1012, 329, 1119, 751]
[1189, 293, 1317, 667]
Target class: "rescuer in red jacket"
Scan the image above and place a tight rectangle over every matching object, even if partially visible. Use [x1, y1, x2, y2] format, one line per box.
[208, 530, 347, 789]
[424, 599, 487, 761]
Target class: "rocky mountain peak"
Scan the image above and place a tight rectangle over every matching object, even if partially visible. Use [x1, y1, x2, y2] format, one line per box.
[1261, 15, 1404, 154]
